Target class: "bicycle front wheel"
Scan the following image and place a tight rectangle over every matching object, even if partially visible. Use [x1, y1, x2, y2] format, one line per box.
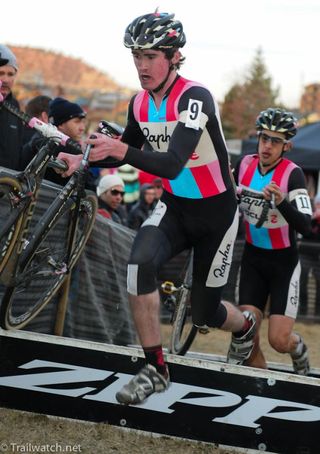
[0, 176, 24, 275]
[0, 194, 97, 330]
[169, 285, 198, 355]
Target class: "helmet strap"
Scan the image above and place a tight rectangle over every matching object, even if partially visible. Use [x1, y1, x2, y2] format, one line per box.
[151, 63, 174, 94]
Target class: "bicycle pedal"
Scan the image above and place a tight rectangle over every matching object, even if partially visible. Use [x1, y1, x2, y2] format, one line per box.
[161, 281, 177, 294]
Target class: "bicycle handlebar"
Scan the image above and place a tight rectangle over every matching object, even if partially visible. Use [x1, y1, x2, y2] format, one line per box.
[2, 100, 81, 153]
[91, 120, 126, 168]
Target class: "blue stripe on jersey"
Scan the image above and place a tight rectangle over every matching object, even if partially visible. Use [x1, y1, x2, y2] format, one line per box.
[250, 168, 274, 191]
[149, 97, 167, 122]
[170, 168, 202, 198]
[248, 167, 274, 249]
[249, 225, 272, 249]
[149, 96, 202, 198]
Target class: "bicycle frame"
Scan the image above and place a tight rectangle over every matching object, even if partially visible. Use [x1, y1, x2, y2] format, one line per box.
[18, 146, 91, 276]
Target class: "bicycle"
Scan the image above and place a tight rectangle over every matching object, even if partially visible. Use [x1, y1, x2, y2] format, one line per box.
[162, 188, 274, 356]
[0, 100, 82, 277]
[0, 106, 123, 330]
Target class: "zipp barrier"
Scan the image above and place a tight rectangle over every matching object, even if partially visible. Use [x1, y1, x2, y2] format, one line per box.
[0, 329, 319, 454]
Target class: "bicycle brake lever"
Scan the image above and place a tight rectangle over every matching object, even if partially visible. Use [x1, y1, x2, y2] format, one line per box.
[47, 158, 69, 171]
[97, 120, 124, 137]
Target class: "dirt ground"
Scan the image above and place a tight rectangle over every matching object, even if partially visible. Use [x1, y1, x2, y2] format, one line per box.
[0, 319, 318, 454]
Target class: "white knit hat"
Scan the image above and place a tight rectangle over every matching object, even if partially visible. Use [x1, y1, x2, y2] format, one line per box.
[96, 174, 125, 197]
[0, 45, 18, 71]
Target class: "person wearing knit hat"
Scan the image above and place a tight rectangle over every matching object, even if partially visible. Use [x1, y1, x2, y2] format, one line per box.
[48, 97, 87, 143]
[0, 45, 18, 70]
[96, 174, 127, 225]
[0, 44, 24, 170]
[22, 95, 92, 188]
[0, 45, 18, 101]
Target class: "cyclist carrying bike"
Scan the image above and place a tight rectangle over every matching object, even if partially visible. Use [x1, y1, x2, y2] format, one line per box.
[227, 108, 312, 375]
[59, 11, 256, 404]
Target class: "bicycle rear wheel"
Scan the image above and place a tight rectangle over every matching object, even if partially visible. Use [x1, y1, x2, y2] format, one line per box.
[0, 193, 97, 329]
[0, 176, 24, 274]
[169, 284, 198, 355]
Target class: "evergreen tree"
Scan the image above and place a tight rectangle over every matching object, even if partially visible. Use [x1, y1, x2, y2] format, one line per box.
[221, 48, 280, 139]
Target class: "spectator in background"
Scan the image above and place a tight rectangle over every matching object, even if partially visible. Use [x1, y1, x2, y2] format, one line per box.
[117, 164, 140, 212]
[138, 170, 163, 201]
[299, 194, 320, 316]
[22, 95, 52, 147]
[96, 174, 127, 225]
[22, 96, 96, 188]
[0, 44, 24, 170]
[48, 96, 86, 143]
[26, 95, 51, 122]
[128, 183, 156, 230]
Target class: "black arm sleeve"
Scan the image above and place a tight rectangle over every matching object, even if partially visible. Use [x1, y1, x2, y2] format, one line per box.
[277, 168, 311, 236]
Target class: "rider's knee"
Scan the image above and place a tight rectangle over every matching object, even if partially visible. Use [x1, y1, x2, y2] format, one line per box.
[127, 262, 157, 295]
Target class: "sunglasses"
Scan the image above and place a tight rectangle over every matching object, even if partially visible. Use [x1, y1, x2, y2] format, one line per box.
[110, 189, 125, 197]
[259, 132, 288, 146]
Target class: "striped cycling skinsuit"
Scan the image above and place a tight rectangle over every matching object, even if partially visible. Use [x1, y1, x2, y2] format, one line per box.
[101, 75, 239, 327]
[235, 154, 312, 317]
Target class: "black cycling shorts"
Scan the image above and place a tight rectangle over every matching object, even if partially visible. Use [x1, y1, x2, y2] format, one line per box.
[238, 242, 300, 318]
[127, 188, 238, 327]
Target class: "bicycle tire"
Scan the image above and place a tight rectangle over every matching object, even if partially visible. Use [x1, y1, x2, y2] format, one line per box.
[0, 176, 24, 275]
[169, 284, 198, 355]
[0, 193, 98, 330]
[168, 252, 197, 355]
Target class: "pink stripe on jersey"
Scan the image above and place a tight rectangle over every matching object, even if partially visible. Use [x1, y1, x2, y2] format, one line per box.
[133, 91, 144, 121]
[269, 225, 289, 249]
[240, 155, 258, 186]
[172, 79, 206, 119]
[133, 91, 149, 122]
[269, 159, 297, 248]
[273, 160, 297, 191]
[190, 165, 219, 197]
[206, 159, 226, 193]
[166, 77, 187, 121]
[162, 179, 172, 193]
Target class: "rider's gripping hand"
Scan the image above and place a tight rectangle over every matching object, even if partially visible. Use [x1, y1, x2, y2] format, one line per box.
[263, 181, 284, 206]
[85, 132, 128, 162]
[56, 153, 82, 177]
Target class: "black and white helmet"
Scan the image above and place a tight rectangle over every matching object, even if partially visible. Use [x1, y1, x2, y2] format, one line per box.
[124, 12, 186, 50]
[256, 108, 298, 139]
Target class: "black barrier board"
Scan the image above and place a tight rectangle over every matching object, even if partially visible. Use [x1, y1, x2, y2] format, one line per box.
[0, 330, 319, 454]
